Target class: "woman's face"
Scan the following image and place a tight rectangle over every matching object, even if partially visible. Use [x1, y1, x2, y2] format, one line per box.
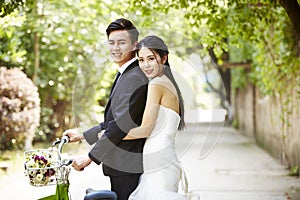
[137, 47, 166, 79]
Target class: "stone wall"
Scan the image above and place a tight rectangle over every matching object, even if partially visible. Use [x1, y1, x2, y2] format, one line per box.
[234, 83, 300, 168]
[234, 84, 255, 138]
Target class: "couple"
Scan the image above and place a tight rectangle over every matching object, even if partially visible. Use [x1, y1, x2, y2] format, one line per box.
[64, 18, 188, 200]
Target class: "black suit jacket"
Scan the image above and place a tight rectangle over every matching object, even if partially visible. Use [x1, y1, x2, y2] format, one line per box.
[83, 60, 148, 176]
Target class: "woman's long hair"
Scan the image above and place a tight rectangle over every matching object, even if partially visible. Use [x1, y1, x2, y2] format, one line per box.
[136, 35, 185, 130]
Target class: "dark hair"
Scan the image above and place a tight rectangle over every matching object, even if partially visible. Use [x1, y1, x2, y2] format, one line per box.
[106, 18, 139, 43]
[136, 35, 185, 130]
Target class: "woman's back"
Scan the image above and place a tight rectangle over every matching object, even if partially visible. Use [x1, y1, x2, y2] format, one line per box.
[150, 75, 180, 114]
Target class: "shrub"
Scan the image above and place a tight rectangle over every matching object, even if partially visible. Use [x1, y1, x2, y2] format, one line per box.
[0, 66, 40, 150]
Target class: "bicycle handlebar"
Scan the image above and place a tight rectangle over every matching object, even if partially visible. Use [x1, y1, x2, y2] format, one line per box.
[52, 136, 70, 162]
[52, 135, 69, 147]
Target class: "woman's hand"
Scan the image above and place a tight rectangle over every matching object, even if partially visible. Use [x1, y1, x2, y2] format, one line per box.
[71, 156, 92, 171]
[63, 128, 84, 143]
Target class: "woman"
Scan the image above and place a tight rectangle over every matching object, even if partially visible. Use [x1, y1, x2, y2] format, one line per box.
[123, 35, 187, 200]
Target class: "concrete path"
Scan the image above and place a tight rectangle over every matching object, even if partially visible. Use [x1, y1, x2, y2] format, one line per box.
[0, 124, 299, 200]
[179, 124, 300, 200]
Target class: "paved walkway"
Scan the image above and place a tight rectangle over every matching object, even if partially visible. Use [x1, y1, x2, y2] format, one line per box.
[0, 124, 299, 200]
[180, 124, 300, 200]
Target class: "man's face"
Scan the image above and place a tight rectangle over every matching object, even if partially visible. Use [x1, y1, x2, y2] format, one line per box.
[108, 30, 136, 66]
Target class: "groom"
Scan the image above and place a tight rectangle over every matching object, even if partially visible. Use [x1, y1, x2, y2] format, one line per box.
[64, 18, 148, 200]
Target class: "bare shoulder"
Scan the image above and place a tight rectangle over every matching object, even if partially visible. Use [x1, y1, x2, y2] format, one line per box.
[149, 75, 170, 85]
[150, 75, 176, 93]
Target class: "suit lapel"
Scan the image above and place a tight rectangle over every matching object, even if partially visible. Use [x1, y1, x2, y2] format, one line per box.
[104, 60, 139, 118]
[110, 72, 121, 97]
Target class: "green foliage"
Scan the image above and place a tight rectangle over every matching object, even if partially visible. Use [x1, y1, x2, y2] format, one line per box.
[0, 0, 126, 142]
[0, 0, 25, 17]
[34, 107, 54, 142]
[127, 0, 300, 98]
[0, 10, 27, 67]
[231, 67, 248, 91]
[289, 165, 299, 176]
[250, 5, 299, 96]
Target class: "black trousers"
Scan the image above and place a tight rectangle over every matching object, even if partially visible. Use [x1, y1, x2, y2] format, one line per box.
[110, 174, 140, 200]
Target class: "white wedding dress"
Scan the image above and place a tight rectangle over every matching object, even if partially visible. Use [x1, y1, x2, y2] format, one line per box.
[129, 105, 187, 200]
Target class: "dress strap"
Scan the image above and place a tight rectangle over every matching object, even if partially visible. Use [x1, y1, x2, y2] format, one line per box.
[178, 161, 201, 200]
[179, 161, 189, 196]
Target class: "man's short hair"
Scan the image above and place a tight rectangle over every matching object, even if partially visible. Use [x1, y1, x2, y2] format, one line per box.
[106, 18, 139, 43]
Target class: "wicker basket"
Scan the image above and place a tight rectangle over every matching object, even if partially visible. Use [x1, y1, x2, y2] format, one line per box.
[24, 149, 61, 186]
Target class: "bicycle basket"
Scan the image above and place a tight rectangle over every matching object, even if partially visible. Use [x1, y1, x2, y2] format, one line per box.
[24, 149, 61, 186]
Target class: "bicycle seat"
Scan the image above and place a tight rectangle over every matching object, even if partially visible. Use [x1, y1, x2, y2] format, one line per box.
[84, 188, 117, 200]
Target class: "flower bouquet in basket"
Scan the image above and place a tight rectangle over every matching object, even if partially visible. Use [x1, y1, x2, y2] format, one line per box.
[24, 149, 59, 186]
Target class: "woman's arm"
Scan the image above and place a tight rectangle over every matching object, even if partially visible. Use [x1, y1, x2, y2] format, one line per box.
[123, 83, 163, 140]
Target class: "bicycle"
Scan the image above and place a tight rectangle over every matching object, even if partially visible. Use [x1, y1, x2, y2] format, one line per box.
[24, 136, 117, 200]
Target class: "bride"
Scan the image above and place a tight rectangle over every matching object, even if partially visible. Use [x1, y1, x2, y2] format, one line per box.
[123, 35, 188, 200]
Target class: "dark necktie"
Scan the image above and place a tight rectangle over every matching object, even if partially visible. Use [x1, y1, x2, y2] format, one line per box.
[110, 72, 121, 96]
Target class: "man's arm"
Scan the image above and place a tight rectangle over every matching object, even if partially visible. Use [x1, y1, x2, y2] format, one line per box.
[88, 71, 148, 165]
[123, 83, 162, 140]
[63, 122, 105, 144]
[83, 122, 105, 144]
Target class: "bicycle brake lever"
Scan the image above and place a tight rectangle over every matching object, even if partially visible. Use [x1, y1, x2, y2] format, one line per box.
[62, 159, 73, 166]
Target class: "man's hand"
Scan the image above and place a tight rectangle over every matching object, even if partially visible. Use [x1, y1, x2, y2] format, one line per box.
[72, 156, 92, 171]
[63, 128, 84, 143]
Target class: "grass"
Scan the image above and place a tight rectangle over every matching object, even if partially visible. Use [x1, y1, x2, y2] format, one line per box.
[0, 149, 24, 173]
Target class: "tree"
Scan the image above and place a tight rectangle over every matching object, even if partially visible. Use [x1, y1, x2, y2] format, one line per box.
[0, 0, 25, 17]
[1, 0, 118, 144]
[279, 0, 300, 55]
[0, 66, 40, 150]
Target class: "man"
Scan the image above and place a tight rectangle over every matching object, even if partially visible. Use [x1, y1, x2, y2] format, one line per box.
[64, 18, 148, 200]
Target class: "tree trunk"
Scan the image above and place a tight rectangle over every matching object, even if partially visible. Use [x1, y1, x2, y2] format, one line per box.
[32, 0, 40, 83]
[32, 32, 40, 83]
[52, 100, 71, 137]
[279, 0, 300, 56]
[27, 0, 40, 149]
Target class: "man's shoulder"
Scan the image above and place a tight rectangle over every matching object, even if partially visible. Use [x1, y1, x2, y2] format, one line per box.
[124, 65, 148, 82]
[129, 65, 144, 75]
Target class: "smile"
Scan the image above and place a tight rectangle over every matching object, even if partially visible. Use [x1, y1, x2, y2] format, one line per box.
[144, 69, 153, 75]
[112, 53, 122, 57]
